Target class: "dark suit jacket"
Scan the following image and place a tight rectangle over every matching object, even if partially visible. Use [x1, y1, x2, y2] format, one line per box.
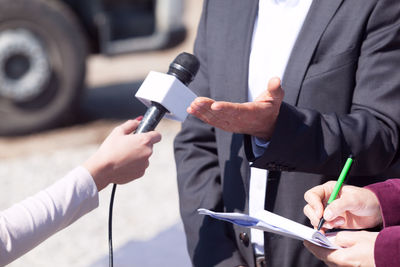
[366, 179, 400, 267]
[174, 0, 400, 266]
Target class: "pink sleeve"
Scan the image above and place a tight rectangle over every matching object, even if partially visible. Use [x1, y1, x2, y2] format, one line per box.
[365, 179, 400, 227]
[0, 166, 99, 266]
[374, 226, 400, 267]
[366, 179, 400, 267]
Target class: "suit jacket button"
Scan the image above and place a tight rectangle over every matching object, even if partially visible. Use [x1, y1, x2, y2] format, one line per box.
[239, 232, 249, 246]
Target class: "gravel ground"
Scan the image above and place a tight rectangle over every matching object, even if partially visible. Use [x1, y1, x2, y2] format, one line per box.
[0, 1, 202, 266]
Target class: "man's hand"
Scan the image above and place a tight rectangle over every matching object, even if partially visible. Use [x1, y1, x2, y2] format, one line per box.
[304, 231, 378, 267]
[303, 181, 382, 230]
[188, 77, 284, 140]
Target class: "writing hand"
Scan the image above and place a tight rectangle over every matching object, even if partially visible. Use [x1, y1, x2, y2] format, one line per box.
[304, 181, 382, 231]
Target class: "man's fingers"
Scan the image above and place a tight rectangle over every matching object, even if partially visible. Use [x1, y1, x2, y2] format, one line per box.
[211, 101, 243, 116]
[188, 97, 214, 114]
[188, 97, 218, 122]
[189, 97, 245, 129]
[193, 97, 215, 106]
[254, 77, 284, 102]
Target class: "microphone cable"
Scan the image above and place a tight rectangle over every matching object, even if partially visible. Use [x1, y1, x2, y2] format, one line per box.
[108, 183, 117, 267]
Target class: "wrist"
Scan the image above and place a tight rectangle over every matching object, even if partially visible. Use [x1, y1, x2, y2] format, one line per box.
[253, 124, 274, 141]
[365, 188, 383, 226]
[83, 154, 110, 192]
[254, 113, 279, 140]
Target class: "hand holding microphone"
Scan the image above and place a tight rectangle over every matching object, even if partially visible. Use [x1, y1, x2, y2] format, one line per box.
[83, 118, 162, 191]
[108, 52, 200, 267]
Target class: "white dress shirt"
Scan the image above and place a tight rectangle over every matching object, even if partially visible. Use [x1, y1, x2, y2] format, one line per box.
[0, 166, 99, 266]
[248, 0, 313, 255]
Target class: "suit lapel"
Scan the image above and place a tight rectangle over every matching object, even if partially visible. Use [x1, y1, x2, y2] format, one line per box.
[282, 0, 344, 106]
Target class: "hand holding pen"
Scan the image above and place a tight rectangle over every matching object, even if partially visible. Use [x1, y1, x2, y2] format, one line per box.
[316, 155, 354, 230]
[304, 156, 383, 231]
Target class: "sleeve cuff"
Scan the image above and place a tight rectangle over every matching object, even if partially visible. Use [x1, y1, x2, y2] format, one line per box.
[366, 179, 400, 227]
[251, 136, 270, 158]
[374, 226, 400, 267]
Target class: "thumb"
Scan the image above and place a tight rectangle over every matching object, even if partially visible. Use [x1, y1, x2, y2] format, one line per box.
[324, 198, 353, 221]
[255, 77, 284, 102]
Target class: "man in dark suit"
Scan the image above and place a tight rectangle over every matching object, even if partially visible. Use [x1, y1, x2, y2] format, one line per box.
[174, 0, 400, 266]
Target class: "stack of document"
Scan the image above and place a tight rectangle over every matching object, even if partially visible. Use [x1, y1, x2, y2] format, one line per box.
[198, 208, 339, 249]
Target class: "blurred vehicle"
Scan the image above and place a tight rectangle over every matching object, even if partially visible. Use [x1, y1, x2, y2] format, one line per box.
[0, 0, 186, 135]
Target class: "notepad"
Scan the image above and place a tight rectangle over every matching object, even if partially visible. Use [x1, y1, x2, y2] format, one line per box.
[198, 208, 339, 249]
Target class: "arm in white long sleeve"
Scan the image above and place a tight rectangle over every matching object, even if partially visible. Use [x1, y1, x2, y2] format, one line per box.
[0, 166, 99, 266]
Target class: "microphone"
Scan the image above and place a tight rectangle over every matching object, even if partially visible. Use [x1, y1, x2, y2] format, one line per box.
[135, 52, 200, 134]
[108, 52, 199, 267]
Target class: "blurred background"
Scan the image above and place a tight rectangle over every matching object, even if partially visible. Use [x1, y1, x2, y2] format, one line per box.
[0, 0, 202, 266]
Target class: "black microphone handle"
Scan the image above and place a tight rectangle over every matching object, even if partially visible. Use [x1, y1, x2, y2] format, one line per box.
[135, 102, 169, 134]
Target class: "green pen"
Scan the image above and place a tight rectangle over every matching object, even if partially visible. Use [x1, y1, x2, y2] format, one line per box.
[317, 155, 354, 231]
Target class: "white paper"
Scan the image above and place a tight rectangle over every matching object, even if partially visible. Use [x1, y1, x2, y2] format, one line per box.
[198, 208, 339, 249]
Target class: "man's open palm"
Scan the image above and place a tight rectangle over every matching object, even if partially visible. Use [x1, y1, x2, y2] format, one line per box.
[187, 77, 284, 140]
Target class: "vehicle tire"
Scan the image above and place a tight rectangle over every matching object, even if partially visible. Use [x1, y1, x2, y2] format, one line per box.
[0, 0, 87, 135]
